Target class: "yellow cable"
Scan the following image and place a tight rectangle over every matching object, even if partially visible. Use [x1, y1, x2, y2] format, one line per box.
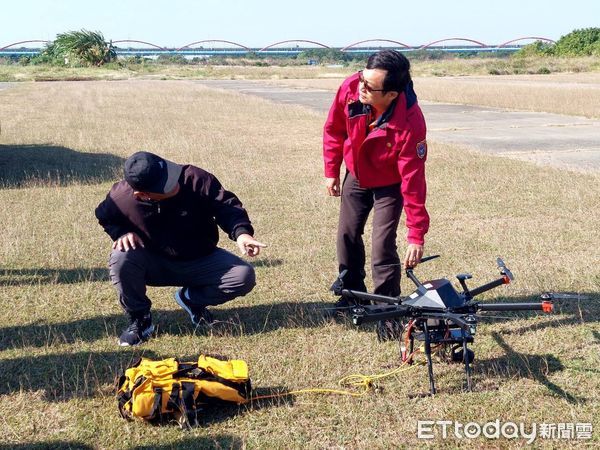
[251, 388, 365, 400]
[249, 352, 425, 401]
[338, 360, 424, 392]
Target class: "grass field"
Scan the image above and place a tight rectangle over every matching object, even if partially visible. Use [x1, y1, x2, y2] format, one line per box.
[268, 72, 600, 118]
[1, 54, 599, 81]
[0, 78, 599, 449]
[2, 57, 599, 117]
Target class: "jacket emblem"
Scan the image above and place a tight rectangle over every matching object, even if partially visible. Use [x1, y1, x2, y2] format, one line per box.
[417, 140, 427, 159]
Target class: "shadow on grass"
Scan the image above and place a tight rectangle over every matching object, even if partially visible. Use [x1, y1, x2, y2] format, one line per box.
[0, 313, 124, 351]
[179, 300, 339, 335]
[0, 267, 109, 285]
[0, 347, 291, 425]
[0, 349, 157, 400]
[0, 439, 247, 450]
[131, 435, 243, 450]
[476, 332, 584, 404]
[250, 258, 283, 268]
[0, 443, 94, 450]
[199, 387, 294, 428]
[0, 301, 339, 351]
[0, 144, 124, 188]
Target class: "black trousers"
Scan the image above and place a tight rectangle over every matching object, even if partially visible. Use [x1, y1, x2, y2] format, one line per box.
[108, 247, 256, 316]
[337, 172, 403, 297]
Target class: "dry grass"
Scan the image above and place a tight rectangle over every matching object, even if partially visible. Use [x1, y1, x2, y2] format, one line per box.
[1, 54, 598, 82]
[414, 75, 600, 118]
[265, 72, 600, 118]
[2, 56, 599, 117]
[0, 80, 599, 449]
[0, 63, 352, 83]
[411, 56, 600, 77]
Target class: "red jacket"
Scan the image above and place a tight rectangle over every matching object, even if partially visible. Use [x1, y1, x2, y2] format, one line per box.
[323, 72, 429, 245]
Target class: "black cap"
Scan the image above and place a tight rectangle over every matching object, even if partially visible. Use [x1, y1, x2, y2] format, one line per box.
[123, 151, 182, 194]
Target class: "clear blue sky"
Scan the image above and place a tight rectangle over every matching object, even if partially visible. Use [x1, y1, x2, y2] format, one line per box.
[1, 0, 598, 48]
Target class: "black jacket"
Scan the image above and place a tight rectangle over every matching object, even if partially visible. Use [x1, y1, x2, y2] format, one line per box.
[95, 165, 254, 260]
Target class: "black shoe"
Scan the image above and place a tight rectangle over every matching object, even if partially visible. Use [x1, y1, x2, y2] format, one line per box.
[376, 319, 403, 342]
[175, 288, 215, 326]
[118, 312, 154, 346]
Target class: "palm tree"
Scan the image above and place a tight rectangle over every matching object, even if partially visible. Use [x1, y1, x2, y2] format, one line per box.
[48, 30, 116, 66]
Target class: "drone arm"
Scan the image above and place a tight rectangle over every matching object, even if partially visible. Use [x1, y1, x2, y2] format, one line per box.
[478, 301, 553, 313]
[468, 275, 511, 297]
[405, 269, 421, 287]
[404, 269, 429, 296]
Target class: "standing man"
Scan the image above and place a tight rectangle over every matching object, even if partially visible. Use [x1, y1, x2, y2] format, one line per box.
[96, 151, 265, 346]
[323, 50, 429, 332]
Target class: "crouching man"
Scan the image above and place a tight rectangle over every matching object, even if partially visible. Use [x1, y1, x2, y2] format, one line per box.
[96, 151, 266, 346]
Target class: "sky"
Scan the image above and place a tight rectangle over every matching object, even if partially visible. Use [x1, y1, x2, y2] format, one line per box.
[1, 0, 599, 49]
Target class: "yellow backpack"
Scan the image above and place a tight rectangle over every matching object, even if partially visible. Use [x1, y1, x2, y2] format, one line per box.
[117, 355, 251, 427]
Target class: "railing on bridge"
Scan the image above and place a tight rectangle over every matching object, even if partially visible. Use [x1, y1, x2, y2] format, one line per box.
[0, 36, 553, 57]
[0, 46, 525, 57]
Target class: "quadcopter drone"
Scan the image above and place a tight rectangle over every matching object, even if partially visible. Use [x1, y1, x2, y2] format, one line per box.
[330, 255, 578, 395]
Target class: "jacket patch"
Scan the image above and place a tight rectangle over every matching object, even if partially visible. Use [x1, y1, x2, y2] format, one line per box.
[416, 140, 427, 159]
[347, 100, 368, 118]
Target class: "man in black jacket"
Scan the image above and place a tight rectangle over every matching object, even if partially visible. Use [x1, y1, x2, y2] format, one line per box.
[96, 151, 266, 346]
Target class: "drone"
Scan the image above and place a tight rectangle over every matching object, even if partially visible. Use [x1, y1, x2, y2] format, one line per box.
[330, 255, 582, 395]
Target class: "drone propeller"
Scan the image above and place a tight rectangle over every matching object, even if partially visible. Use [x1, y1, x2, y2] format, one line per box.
[496, 258, 514, 281]
[541, 292, 590, 301]
[321, 305, 354, 311]
[387, 254, 440, 267]
[330, 270, 348, 295]
[420, 254, 441, 264]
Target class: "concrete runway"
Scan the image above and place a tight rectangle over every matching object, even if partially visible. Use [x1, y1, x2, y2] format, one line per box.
[196, 80, 600, 172]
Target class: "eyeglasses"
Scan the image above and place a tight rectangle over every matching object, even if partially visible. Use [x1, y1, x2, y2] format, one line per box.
[358, 71, 386, 93]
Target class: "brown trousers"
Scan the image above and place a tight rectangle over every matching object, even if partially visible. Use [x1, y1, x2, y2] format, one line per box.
[337, 172, 403, 296]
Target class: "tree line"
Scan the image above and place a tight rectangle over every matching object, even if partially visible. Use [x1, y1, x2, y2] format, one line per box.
[7, 28, 600, 67]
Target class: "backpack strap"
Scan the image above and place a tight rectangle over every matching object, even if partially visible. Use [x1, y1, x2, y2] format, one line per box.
[117, 375, 146, 419]
[197, 371, 252, 399]
[147, 387, 164, 422]
[179, 382, 199, 429]
[173, 362, 198, 378]
[130, 357, 143, 368]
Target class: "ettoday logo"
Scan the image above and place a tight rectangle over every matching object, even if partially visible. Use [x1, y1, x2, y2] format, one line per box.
[417, 420, 593, 443]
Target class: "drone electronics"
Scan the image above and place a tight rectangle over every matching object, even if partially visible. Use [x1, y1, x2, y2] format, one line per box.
[330, 255, 560, 395]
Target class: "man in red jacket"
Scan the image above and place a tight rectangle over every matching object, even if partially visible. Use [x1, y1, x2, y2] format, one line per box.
[323, 50, 429, 332]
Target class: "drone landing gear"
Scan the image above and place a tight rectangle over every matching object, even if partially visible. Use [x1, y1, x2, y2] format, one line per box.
[410, 320, 475, 395]
[459, 333, 474, 392]
[423, 321, 437, 395]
